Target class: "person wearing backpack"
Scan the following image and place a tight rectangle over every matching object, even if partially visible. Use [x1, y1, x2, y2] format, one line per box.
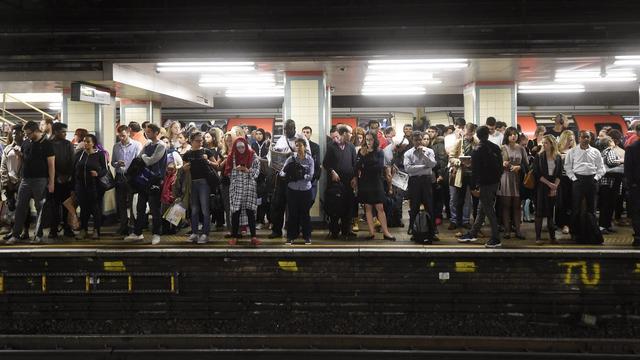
[458, 126, 503, 248]
[403, 131, 437, 243]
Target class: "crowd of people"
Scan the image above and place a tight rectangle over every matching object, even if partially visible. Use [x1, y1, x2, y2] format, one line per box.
[0, 113, 639, 247]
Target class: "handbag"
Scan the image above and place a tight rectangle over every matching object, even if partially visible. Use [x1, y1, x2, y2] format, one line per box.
[523, 148, 536, 190]
[98, 155, 116, 191]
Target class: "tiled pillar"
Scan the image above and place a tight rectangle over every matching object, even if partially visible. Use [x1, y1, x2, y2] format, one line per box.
[119, 99, 162, 126]
[62, 91, 118, 215]
[463, 81, 517, 126]
[283, 71, 331, 219]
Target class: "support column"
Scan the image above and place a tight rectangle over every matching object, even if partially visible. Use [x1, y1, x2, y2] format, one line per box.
[463, 81, 517, 126]
[62, 91, 118, 215]
[283, 71, 331, 219]
[119, 99, 162, 126]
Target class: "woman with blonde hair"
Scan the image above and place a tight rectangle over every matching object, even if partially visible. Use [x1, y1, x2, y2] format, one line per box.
[527, 125, 546, 155]
[556, 130, 576, 234]
[352, 127, 366, 151]
[533, 135, 563, 245]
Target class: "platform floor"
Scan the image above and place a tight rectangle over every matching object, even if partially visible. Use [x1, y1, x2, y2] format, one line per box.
[2, 213, 636, 249]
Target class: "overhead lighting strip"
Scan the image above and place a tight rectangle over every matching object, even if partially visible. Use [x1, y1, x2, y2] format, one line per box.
[518, 84, 585, 94]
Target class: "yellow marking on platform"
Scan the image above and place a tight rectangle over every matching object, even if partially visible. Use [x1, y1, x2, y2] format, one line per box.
[0, 275, 3, 293]
[455, 261, 476, 273]
[170, 275, 176, 293]
[559, 261, 601, 285]
[41, 274, 47, 293]
[85, 275, 90, 293]
[278, 261, 298, 272]
[104, 261, 126, 272]
[634, 263, 640, 274]
[127, 275, 133, 292]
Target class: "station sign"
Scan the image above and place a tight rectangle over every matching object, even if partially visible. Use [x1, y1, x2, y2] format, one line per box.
[71, 82, 111, 105]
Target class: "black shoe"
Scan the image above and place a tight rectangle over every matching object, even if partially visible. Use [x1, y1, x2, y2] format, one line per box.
[2, 232, 13, 241]
[485, 238, 502, 248]
[432, 235, 440, 242]
[48, 232, 58, 240]
[407, 228, 413, 235]
[64, 229, 75, 238]
[20, 232, 29, 240]
[342, 232, 357, 240]
[268, 233, 282, 239]
[515, 233, 526, 240]
[327, 233, 340, 240]
[423, 238, 433, 245]
[383, 234, 396, 241]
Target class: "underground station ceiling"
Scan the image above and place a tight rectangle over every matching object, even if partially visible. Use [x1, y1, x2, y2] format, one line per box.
[0, 1, 639, 61]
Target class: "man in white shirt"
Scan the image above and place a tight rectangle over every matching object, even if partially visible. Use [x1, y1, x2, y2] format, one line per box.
[404, 131, 437, 243]
[564, 130, 606, 239]
[486, 117, 504, 146]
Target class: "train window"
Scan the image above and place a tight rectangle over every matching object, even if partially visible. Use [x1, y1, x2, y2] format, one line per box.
[595, 123, 622, 133]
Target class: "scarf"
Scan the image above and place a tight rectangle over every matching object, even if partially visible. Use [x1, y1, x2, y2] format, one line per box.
[224, 137, 254, 176]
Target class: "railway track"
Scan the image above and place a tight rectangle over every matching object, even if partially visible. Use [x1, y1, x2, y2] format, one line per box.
[0, 335, 638, 359]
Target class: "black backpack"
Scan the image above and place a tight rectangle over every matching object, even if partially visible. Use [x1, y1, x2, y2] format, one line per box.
[574, 210, 604, 245]
[412, 210, 434, 243]
[324, 182, 347, 218]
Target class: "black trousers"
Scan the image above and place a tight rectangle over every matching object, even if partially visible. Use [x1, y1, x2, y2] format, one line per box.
[49, 181, 73, 235]
[629, 184, 640, 242]
[286, 188, 312, 240]
[270, 176, 287, 235]
[329, 179, 355, 236]
[134, 188, 162, 236]
[408, 175, 434, 231]
[76, 183, 104, 234]
[598, 178, 619, 229]
[571, 174, 597, 234]
[115, 174, 133, 233]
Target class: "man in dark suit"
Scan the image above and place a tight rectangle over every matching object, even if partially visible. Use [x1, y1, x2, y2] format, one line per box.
[302, 126, 322, 202]
[625, 123, 640, 247]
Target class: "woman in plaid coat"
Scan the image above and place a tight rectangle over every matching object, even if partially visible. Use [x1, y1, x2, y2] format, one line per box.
[225, 137, 261, 245]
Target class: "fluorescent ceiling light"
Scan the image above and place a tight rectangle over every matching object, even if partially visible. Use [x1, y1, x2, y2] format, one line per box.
[368, 63, 467, 70]
[614, 56, 640, 60]
[5, 93, 63, 103]
[364, 80, 441, 86]
[157, 62, 254, 66]
[518, 84, 585, 93]
[368, 59, 467, 64]
[613, 60, 640, 66]
[362, 86, 427, 96]
[364, 74, 436, 81]
[362, 90, 427, 96]
[200, 83, 281, 88]
[555, 70, 636, 82]
[157, 66, 255, 73]
[225, 88, 284, 97]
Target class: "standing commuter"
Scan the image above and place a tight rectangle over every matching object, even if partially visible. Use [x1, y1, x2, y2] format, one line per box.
[48, 122, 76, 240]
[268, 119, 309, 239]
[403, 131, 437, 242]
[128, 121, 147, 149]
[598, 136, 624, 233]
[182, 131, 218, 244]
[448, 123, 478, 230]
[301, 126, 321, 202]
[111, 125, 141, 236]
[545, 113, 569, 139]
[5, 121, 55, 244]
[426, 126, 447, 226]
[564, 130, 606, 241]
[251, 128, 271, 228]
[125, 124, 167, 245]
[624, 123, 640, 246]
[281, 137, 315, 245]
[73, 134, 108, 240]
[323, 124, 357, 240]
[457, 126, 503, 248]
[358, 131, 396, 241]
[556, 130, 576, 234]
[497, 127, 528, 240]
[486, 117, 504, 146]
[533, 135, 563, 245]
[368, 120, 388, 149]
[0, 125, 28, 240]
[226, 137, 261, 245]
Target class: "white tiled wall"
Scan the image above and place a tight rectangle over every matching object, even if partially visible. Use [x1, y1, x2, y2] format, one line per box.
[463, 86, 476, 124]
[478, 88, 515, 126]
[123, 106, 149, 124]
[290, 80, 321, 144]
[66, 99, 96, 132]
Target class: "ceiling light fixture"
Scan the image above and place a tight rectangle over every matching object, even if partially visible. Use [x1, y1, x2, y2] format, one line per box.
[157, 66, 256, 73]
[368, 59, 467, 64]
[368, 63, 467, 71]
[554, 70, 637, 82]
[518, 84, 585, 94]
[5, 93, 63, 103]
[362, 86, 427, 96]
[364, 80, 442, 86]
[158, 62, 255, 67]
[613, 55, 640, 66]
[225, 88, 284, 97]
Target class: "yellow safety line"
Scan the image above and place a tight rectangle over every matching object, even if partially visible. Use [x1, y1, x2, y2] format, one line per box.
[85, 275, 90, 293]
[127, 275, 132, 293]
[0, 275, 3, 293]
[170, 275, 175, 293]
[41, 274, 47, 293]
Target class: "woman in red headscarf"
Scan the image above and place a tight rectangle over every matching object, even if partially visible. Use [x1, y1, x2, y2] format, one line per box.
[225, 137, 261, 245]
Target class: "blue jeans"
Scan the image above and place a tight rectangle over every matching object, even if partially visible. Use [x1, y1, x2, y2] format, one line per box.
[190, 179, 211, 235]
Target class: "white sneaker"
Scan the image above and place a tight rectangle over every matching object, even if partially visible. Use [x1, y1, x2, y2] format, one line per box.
[197, 234, 208, 244]
[5, 236, 18, 245]
[188, 234, 199, 243]
[125, 233, 144, 241]
[151, 235, 161, 245]
[256, 223, 263, 230]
